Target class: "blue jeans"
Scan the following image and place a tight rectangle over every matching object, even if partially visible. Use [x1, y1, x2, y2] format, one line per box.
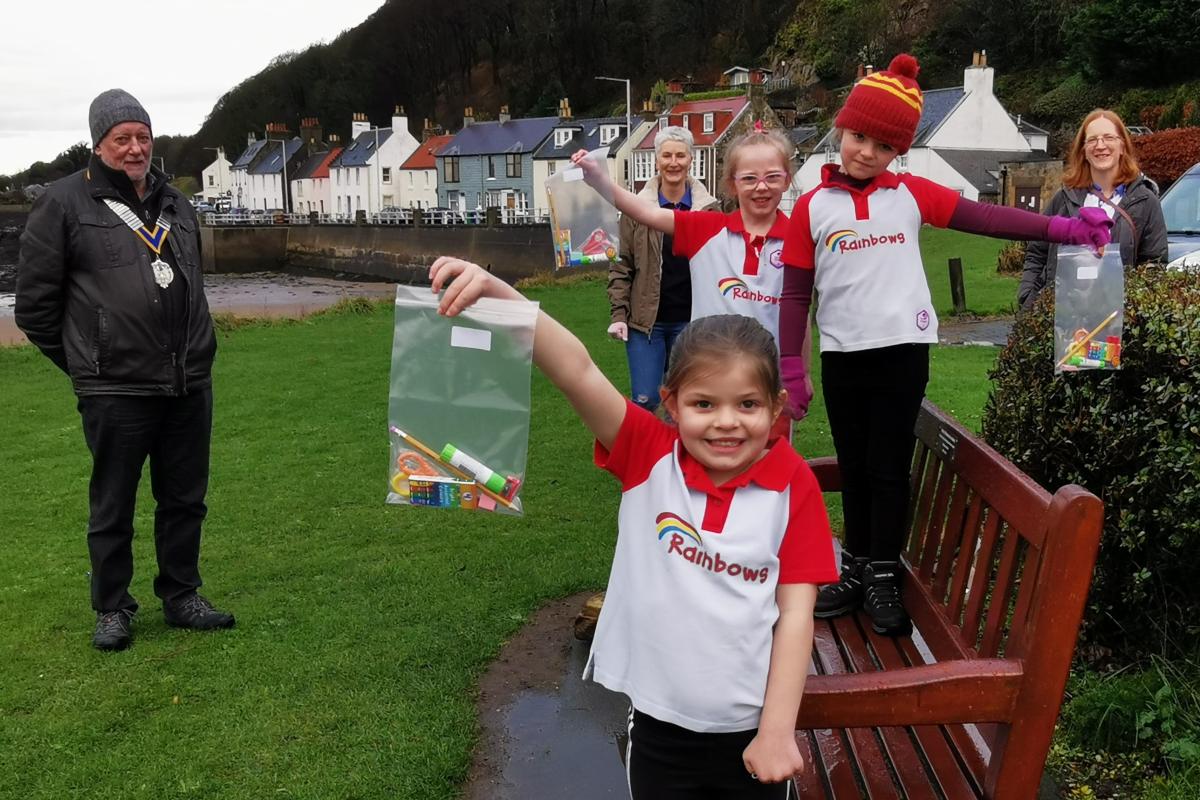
[625, 321, 689, 411]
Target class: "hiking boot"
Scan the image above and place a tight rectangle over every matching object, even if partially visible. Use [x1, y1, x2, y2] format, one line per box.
[814, 556, 869, 619]
[93, 610, 134, 651]
[864, 561, 913, 637]
[163, 593, 235, 631]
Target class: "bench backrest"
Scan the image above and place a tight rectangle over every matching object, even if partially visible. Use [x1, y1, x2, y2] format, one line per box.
[904, 399, 1103, 795]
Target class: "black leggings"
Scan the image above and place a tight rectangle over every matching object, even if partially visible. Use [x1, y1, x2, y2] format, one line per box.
[627, 709, 793, 800]
[821, 344, 930, 562]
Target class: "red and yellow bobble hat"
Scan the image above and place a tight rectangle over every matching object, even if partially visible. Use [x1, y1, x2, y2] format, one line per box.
[834, 54, 924, 155]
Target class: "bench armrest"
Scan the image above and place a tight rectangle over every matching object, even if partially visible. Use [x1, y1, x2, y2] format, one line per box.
[798, 660, 1023, 727]
[806, 456, 841, 492]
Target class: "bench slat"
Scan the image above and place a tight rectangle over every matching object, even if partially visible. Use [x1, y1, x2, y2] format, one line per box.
[908, 452, 943, 567]
[917, 468, 956, 582]
[931, 480, 971, 603]
[961, 509, 1002, 653]
[947, 493, 985, 624]
[980, 528, 1023, 658]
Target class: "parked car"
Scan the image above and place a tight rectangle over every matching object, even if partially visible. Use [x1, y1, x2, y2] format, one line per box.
[426, 206, 466, 224]
[193, 201, 215, 214]
[1160, 162, 1200, 269]
[1127, 125, 1154, 137]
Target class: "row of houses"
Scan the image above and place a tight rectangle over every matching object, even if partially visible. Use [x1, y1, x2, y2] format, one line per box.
[200, 54, 1058, 216]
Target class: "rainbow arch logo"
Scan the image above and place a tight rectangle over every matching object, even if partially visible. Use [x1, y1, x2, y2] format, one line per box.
[825, 230, 857, 252]
[718, 277, 748, 296]
[656, 512, 702, 547]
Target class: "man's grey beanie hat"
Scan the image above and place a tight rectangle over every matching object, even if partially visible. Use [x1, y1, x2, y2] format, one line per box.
[89, 89, 152, 146]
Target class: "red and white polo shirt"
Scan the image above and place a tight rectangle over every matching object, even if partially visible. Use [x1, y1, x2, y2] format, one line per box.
[782, 164, 960, 352]
[672, 209, 791, 344]
[584, 401, 837, 733]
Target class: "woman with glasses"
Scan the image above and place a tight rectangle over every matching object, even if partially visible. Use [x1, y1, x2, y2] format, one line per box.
[1019, 109, 1168, 309]
[606, 126, 719, 412]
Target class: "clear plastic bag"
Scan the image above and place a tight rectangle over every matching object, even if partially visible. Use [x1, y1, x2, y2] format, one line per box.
[387, 284, 538, 514]
[1054, 245, 1124, 373]
[545, 148, 620, 269]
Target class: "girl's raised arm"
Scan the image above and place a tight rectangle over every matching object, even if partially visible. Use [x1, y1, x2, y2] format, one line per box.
[430, 257, 627, 449]
[569, 149, 676, 235]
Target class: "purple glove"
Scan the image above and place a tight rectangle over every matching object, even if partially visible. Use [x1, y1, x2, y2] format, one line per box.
[1047, 207, 1113, 254]
[780, 355, 812, 421]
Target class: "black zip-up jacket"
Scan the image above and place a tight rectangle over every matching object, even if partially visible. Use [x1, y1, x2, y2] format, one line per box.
[16, 158, 216, 396]
[1018, 173, 1168, 309]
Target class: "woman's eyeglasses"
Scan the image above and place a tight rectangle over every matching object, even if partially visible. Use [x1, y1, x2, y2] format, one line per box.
[734, 171, 789, 189]
[1084, 134, 1121, 149]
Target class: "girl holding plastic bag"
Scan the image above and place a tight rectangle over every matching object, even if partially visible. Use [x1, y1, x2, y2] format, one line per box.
[779, 55, 1114, 637]
[571, 124, 811, 425]
[430, 255, 837, 797]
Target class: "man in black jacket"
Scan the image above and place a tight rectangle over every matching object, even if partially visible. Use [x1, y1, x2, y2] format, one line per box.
[16, 89, 234, 651]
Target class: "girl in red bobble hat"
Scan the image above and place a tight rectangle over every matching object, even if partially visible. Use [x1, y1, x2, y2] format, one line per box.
[779, 54, 1114, 637]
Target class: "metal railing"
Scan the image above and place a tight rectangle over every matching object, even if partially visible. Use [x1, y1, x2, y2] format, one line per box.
[201, 207, 553, 227]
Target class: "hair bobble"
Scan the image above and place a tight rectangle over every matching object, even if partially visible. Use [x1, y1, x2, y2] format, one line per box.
[753, 120, 766, 134]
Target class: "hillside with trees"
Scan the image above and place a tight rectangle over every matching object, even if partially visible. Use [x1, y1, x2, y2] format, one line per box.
[3, 0, 1198, 191]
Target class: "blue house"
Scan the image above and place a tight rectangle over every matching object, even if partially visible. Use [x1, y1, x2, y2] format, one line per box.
[435, 108, 558, 212]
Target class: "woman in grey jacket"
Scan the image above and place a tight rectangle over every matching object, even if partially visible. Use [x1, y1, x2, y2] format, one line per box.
[1019, 108, 1167, 309]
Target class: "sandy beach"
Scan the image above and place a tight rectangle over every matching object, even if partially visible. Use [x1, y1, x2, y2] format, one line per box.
[0, 272, 398, 347]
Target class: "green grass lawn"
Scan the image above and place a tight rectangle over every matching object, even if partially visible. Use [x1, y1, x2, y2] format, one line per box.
[0, 277, 998, 799]
[919, 226, 1020, 318]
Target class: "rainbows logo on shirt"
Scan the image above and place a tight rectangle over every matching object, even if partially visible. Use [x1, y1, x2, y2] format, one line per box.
[825, 229, 858, 252]
[718, 277, 748, 296]
[656, 512, 702, 547]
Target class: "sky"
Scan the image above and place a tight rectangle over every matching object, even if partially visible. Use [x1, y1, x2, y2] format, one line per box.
[0, 0, 386, 176]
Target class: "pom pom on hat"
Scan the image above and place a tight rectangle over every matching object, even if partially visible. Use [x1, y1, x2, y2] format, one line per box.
[834, 53, 924, 154]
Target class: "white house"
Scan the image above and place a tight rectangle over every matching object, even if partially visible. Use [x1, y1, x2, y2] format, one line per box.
[199, 147, 232, 203]
[796, 52, 1044, 201]
[245, 136, 303, 211]
[290, 141, 343, 215]
[630, 95, 754, 197]
[329, 108, 420, 215]
[531, 113, 655, 212]
[722, 66, 772, 87]
[397, 133, 454, 210]
[230, 134, 268, 210]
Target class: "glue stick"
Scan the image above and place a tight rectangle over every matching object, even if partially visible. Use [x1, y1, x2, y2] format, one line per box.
[440, 444, 507, 494]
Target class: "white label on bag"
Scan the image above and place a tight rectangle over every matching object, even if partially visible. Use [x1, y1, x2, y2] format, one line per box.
[562, 167, 584, 182]
[1077, 265, 1099, 280]
[451, 326, 492, 351]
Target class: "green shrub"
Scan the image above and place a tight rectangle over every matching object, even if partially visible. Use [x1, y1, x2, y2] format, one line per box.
[995, 241, 1026, 275]
[1030, 74, 1111, 127]
[981, 266, 1200, 658]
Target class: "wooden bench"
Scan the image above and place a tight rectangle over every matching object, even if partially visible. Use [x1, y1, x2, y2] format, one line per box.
[793, 399, 1104, 799]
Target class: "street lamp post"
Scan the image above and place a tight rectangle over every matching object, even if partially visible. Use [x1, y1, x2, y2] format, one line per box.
[595, 75, 633, 190]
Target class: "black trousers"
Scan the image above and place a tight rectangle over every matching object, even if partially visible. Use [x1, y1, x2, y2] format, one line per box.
[820, 344, 929, 562]
[77, 389, 212, 613]
[627, 710, 793, 799]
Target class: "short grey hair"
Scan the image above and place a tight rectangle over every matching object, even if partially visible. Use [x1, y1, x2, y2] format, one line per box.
[654, 125, 695, 157]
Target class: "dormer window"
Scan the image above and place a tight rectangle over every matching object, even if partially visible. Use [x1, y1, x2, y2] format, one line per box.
[658, 118, 667, 132]
[599, 125, 619, 146]
[703, 113, 714, 133]
[554, 128, 572, 148]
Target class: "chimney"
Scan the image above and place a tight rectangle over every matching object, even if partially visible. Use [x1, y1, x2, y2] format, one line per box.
[641, 99, 657, 122]
[864, 64, 874, 76]
[557, 98, 572, 121]
[328, 133, 340, 144]
[392, 105, 408, 135]
[856, 63, 864, 80]
[665, 82, 684, 110]
[499, 104, 511, 124]
[971, 50, 981, 67]
[463, 107, 474, 127]
[964, 51, 994, 96]
[421, 117, 438, 141]
[299, 117, 323, 152]
[264, 122, 289, 141]
[350, 113, 371, 139]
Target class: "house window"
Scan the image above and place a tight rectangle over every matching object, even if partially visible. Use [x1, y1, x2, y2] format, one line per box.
[703, 113, 714, 133]
[207, 174, 214, 186]
[548, 161, 556, 176]
[689, 151, 706, 179]
[355, 168, 361, 185]
[506, 153, 521, 178]
[335, 171, 340, 185]
[382, 167, 392, 183]
[896, 154, 908, 170]
[623, 159, 629, 183]
[444, 157, 459, 183]
[425, 171, 431, 187]
[383, 194, 394, 206]
[408, 172, 414, 187]
[600, 125, 619, 146]
[825, 149, 837, 164]
[297, 182, 304, 196]
[658, 118, 667, 131]
[488, 156, 495, 179]
[554, 128, 572, 148]
[634, 151, 655, 182]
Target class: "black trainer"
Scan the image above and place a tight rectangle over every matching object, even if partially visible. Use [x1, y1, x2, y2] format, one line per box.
[93, 610, 134, 651]
[814, 556, 869, 619]
[864, 561, 913, 637]
[163, 593, 235, 630]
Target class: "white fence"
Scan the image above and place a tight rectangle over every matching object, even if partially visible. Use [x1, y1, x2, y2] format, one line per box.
[202, 207, 552, 227]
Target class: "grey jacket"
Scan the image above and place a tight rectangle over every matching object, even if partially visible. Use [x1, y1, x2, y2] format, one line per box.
[16, 162, 216, 395]
[608, 176, 720, 334]
[1019, 174, 1168, 309]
